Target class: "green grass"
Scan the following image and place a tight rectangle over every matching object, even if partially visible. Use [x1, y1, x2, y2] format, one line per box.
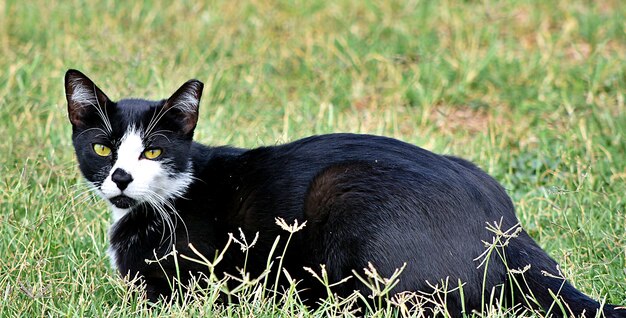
[1, 0, 625, 316]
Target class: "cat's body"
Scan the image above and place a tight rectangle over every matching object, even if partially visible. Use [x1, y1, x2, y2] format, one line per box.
[65, 70, 624, 317]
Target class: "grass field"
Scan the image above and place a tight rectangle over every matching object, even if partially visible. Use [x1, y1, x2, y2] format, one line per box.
[1, 0, 625, 316]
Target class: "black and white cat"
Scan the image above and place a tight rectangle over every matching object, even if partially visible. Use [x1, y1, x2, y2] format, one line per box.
[65, 69, 624, 317]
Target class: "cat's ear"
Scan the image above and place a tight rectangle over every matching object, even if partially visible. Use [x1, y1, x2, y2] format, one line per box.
[64, 69, 111, 128]
[163, 79, 204, 135]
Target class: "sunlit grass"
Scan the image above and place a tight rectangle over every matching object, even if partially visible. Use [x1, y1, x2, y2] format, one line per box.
[1, 0, 625, 316]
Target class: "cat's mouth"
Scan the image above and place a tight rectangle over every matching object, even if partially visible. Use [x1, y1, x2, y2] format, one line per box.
[109, 195, 137, 209]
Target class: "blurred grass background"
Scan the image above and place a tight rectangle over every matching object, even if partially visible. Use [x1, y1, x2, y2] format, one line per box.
[1, 0, 625, 316]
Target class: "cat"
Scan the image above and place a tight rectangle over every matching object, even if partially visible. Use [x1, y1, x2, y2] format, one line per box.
[65, 69, 624, 317]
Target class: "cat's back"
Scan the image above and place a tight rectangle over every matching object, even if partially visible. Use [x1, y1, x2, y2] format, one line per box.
[240, 133, 454, 173]
[237, 133, 504, 193]
[219, 133, 512, 223]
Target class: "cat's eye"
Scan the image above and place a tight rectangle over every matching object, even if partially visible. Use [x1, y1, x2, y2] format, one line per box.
[143, 148, 162, 160]
[93, 144, 112, 157]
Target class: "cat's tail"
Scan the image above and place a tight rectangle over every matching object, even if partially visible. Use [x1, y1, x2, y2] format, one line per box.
[506, 231, 625, 318]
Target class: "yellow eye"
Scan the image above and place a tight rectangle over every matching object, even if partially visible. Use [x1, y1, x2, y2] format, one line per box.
[143, 148, 162, 160]
[93, 144, 111, 157]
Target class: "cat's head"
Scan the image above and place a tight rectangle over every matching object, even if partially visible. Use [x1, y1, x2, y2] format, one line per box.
[65, 69, 203, 221]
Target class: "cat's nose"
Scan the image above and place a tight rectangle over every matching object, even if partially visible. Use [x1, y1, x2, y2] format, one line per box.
[111, 168, 133, 191]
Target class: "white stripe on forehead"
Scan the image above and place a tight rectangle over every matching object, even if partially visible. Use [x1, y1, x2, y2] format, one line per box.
[114, 127, 144, 171]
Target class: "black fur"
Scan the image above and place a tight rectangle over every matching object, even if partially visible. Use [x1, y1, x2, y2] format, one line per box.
[66, 70, 625, 317]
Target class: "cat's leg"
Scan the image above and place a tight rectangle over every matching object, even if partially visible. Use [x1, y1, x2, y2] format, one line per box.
[145, 281, 171, 304]
[139, 270, 175, 304]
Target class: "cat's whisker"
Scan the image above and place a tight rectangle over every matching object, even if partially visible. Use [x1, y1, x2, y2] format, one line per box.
[163, 200, 189, 245]
[60, 187, 99, 213]
[143, 106, 163, 138]
[99, 95, 113, 134]
[144, 189, 189, 250]
[148, 184, 193, 201]
[145, 132, 171, 143]
[143, 107, 170, 141]
[145, 197, 169, 250]
[142, 193, 169, 245]
[75, 127, 109, 139]
[80, 98, 112, 136]
[144, 104, 178, 139]
[90, 86, 113, 134]
[157, 198, 181, 247]
[69, 188, 97, 203]
[143, 98, 189, 138]
[67, 182, 99, 199]
[138, 200, 169, 246]
[68, 183, 88, 190]
[143, 107, 159, 137]
[143, 190, 177, 250]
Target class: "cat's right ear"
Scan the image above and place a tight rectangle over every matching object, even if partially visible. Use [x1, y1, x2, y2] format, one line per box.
[64, 69, 111, 128]
[163, 79, 204, 136]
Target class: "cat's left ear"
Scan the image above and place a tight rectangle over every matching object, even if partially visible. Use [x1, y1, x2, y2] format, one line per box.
[64, 69, 111, 128]
[163, 79, 204, 135]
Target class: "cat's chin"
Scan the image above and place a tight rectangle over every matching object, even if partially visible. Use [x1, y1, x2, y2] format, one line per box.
[109, 195, 137, 209]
